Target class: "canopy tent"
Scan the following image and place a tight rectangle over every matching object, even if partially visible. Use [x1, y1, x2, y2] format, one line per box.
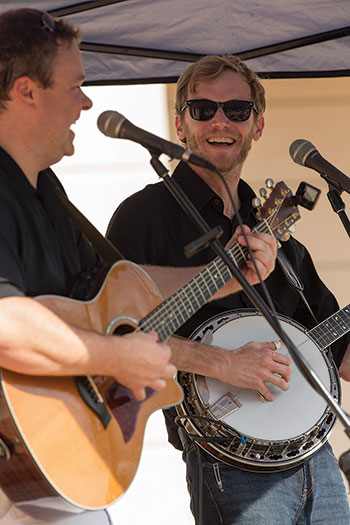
[0, 0, 349, 85]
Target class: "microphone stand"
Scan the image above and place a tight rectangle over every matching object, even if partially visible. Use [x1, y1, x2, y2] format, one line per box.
[149, 154, 350, 438]
[324, 179, 350, 238]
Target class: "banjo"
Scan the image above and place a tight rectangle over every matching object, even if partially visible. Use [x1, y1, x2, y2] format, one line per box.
[176, 304, 348, 472]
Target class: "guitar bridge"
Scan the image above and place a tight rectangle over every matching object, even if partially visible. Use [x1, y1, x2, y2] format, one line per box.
[75, 375, 111, 429]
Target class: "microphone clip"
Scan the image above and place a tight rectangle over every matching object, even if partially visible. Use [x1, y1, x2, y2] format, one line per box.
[184, 226, 223, 259]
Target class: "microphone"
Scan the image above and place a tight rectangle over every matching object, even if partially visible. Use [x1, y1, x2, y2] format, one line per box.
[289, 139, 350, 194]
[97, 110, 216, 171]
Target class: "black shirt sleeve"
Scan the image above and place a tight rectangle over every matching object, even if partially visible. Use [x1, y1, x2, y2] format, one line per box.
[107, 190, 161, 264]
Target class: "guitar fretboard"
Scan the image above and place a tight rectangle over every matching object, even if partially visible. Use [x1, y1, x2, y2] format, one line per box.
[307, 304, 350, 350]
[140, 220, 271, 342]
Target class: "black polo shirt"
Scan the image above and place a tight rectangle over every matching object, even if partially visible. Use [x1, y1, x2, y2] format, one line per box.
[0, 147, 98, 298]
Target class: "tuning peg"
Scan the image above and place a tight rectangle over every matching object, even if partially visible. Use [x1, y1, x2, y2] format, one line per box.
[259, 187, 268, 199]
[252, 197, 261, 209]
[281, 232, 290, 242]
[252, 197, 262, 220]
[265, 178, 274, 188]
[288, 224, 296, 233]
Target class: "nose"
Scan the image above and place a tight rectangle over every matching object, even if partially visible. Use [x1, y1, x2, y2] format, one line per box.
[81, 89, 93, 111]
[211, 105, 230, 125]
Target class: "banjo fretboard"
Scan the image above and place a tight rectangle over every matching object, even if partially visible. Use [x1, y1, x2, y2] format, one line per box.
[308, 304, 350, 350]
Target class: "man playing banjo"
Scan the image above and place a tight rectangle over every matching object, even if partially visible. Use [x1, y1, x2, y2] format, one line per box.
[107, 54, 350, 524]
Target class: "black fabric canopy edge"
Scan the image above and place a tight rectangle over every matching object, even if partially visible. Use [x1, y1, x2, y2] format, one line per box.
[83, 69, 350, 87]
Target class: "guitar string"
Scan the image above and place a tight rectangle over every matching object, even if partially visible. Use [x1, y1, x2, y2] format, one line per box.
[140, 207, 298, 339]
[139, 202, 298, 339]
[150, 210, 288, 334]
[143, 234, 290, 340]
[140, 222, 269, 339]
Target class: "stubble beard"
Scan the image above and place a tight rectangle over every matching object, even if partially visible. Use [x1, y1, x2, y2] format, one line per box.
[183, 123, 255, 177]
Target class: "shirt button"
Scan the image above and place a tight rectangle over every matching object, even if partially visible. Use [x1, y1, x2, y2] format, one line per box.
[214, 198, 220, 206]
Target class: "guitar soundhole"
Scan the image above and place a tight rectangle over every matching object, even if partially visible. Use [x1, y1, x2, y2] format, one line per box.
[112, 324, 134, 336]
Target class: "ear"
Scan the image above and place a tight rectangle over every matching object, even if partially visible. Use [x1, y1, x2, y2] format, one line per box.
[11, 76, 38, 109]
[253, 115, 264, 142]
[175, 114, 186, 143]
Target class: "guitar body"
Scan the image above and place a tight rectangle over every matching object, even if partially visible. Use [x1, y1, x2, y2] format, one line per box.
[0, 261, 183, 516]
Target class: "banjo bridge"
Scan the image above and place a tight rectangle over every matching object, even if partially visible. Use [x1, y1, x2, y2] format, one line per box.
[210, 391, 242, 419]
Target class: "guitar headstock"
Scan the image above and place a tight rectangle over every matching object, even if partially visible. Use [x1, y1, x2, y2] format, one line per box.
[253, 179, 300, 242]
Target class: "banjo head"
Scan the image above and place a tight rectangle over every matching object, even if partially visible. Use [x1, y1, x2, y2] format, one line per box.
[177, 310, 340, 471]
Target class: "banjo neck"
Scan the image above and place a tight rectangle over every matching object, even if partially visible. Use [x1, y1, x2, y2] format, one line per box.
[307, 304, 350, 351]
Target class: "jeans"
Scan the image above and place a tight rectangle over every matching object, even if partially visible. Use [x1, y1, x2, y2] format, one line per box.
[182, 439, 350, 524]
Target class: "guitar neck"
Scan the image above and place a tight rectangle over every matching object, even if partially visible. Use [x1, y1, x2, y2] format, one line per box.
[307, 304, 350, 351]
[140, 220, 271, 342]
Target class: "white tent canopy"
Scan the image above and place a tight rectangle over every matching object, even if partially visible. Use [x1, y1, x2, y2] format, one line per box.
[1, 0, 349, 85]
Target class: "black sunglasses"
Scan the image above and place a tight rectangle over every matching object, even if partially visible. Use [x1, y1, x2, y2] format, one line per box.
[181, 99, 256, 122]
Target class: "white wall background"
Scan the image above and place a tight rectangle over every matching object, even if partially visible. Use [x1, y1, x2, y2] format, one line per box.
[56, 84, 166, 233]
[54, 84, 194, 524]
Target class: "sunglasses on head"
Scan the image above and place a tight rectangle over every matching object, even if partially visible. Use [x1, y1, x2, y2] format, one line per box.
[41, 11, 55, 32]
[3, 12, 55, 88]
[181, 99, 256, 122]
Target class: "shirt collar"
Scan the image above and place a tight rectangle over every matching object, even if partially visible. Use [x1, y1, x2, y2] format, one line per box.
[172, 161, 258, 224]
[0, 146, 49, 198]
[235, 177, 258, 226]
[172, 162, 216, 210]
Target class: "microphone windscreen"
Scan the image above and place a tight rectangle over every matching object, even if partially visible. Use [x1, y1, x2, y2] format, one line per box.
[97, 111, 125, 138]
[289, 139, 317, 167]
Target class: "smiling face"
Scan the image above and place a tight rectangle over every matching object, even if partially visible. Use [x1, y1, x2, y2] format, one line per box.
[37, 41, 92, 167]
[176, 70, 264, 178]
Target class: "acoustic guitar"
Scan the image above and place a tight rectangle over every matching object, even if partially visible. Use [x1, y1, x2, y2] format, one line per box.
[0, 180, 299, 516]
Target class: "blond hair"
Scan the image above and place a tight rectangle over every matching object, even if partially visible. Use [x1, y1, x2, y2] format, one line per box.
[175, 54, 266, 118]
